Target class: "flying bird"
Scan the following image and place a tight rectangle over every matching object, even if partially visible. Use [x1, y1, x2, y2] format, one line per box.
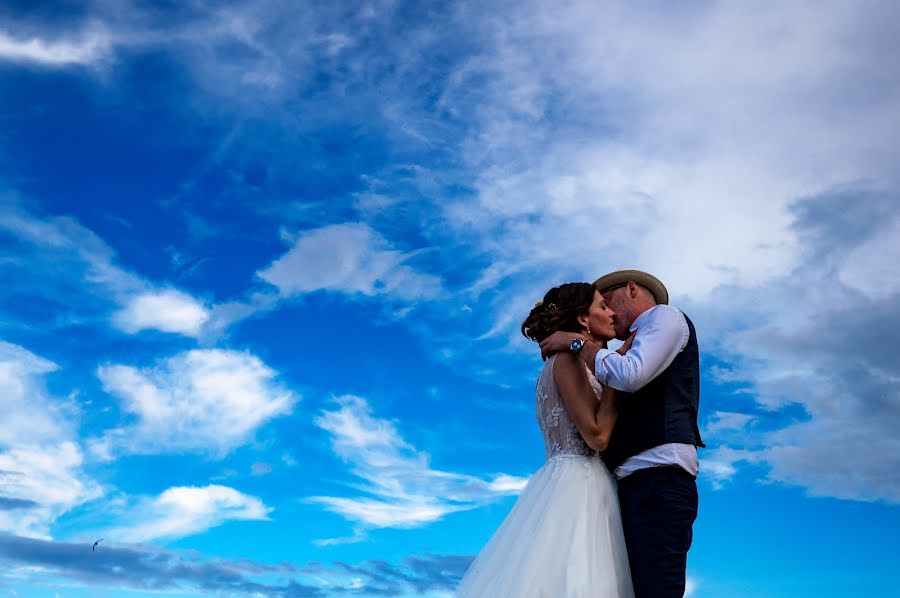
[92, 539, 103, 551]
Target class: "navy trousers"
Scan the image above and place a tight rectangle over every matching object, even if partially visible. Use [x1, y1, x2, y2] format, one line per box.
[617, 466, 698, 598]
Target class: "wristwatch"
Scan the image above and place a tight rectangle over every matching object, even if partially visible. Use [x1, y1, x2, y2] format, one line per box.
[570, 337, 585, 354]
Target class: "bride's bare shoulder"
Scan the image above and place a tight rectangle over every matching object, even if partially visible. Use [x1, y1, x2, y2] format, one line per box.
[551, 351, 582, 380]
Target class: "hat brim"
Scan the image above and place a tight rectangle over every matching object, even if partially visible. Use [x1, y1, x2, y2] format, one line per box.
[593, 269, 669, 305]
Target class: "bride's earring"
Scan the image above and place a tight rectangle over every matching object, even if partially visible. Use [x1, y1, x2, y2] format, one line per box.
[586, 323, 591, 335]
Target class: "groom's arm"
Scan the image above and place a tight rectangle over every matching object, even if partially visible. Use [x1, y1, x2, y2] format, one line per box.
[594, 306, 689, 392]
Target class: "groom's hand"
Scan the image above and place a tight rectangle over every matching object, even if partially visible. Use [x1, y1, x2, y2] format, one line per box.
[540, 331, 582, 360]
[616, 331, 637, 355]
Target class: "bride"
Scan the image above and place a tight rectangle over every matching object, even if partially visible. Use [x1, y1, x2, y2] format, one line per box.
[456, 282, 635, 597]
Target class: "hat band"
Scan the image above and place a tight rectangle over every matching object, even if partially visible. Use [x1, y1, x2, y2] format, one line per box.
[600, 282, 628, 295]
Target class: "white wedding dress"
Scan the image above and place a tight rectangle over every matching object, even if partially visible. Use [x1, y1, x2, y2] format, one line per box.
[456, 355, 635, 597]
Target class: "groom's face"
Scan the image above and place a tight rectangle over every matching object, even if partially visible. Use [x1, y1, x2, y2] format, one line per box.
[602, 287, 633, 340]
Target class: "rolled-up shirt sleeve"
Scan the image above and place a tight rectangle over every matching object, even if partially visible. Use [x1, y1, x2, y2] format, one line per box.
[594, 305, 690, 393]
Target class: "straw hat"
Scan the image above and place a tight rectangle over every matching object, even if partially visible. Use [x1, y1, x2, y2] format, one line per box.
[593, 269, 669, 305]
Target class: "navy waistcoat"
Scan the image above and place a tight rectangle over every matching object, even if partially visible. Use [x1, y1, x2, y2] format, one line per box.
[602, 312, 705, 471]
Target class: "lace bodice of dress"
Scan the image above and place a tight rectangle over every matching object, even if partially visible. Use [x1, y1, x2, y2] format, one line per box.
[535, 354, 601, 459]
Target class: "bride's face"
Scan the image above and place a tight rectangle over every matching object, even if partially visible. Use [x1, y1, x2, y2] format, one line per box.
[581, 291, 616, 342]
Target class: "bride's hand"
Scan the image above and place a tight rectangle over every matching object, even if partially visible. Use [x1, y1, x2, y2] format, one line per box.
[539, 331, 581, 360]
[616, 331, 636, 355]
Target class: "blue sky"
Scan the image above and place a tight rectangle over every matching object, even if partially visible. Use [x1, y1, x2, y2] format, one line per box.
[1, 1, 899, 596]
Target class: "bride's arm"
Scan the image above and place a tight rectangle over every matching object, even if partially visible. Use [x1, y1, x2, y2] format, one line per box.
[552, 353, 619, 452]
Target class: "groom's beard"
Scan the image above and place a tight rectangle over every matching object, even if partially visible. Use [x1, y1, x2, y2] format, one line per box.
[613, 313, 632, 340]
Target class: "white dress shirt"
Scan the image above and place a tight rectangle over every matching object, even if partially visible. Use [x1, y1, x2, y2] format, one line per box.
[593, 304, 699, 480]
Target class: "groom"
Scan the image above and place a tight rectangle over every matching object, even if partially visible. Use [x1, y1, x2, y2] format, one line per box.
[540, 269, 704, 598]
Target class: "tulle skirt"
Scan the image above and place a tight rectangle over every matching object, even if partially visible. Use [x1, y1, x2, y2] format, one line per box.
[456, 455, 634, 598]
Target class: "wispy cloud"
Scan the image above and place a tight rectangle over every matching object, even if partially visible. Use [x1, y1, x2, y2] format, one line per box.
[258, 223, 442, 302]
[685, 575, 697, 597]
[0, 200, 211, 338]
[326, 554, 472, 596]
[0, 533, 470, 597]
[251, 461, 273, 476]
[700, 447, 760, 491]
[310, 395, 527, 538]
[0, 341, 101, 537]
[0, 28, 111, 67]
[100, 484, 271, 543]
[92, 348, 294, 458]
[0, 200, 144, 296]
[0, 533, 322, 596]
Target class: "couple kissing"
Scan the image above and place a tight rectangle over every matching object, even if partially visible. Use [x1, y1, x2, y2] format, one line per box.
[457, 269, 704, 598]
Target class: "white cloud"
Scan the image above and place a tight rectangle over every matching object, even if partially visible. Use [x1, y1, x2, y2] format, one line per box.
[700, 447, 759, 491]
[0, 341, 101, 537]
[0, 28, 111, 67]
[312, 497, 469, 530]
[94, 349, 294, 458]
[762, 412, 900, 502]
[310, 395, 527, 535]
[486, 474, 530, 493]
[691, 191, 900, 501]
[0, 341, 63, 446]
[112, 289, 210, 337]
[837, 214, 900, 299]
[426, 0, 900, 301]
[100, 485, 270, 543]
[258, 223, 442, 302]
[704, 411, 755, 435]
[0, 443, 101, 539]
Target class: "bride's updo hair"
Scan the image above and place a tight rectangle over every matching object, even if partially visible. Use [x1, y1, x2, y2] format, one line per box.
[521, 282, 596, 342]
